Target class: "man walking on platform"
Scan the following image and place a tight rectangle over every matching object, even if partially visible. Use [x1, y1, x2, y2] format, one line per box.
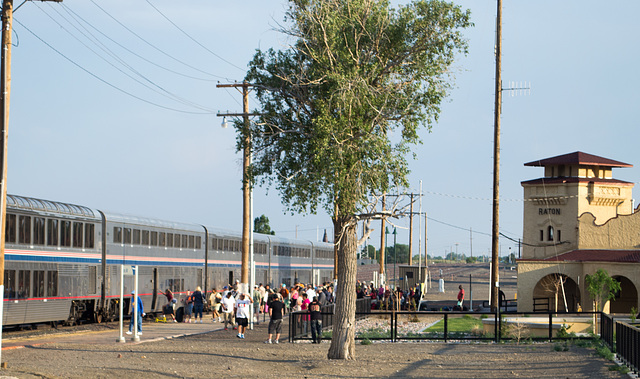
[265, 293, 285, 344]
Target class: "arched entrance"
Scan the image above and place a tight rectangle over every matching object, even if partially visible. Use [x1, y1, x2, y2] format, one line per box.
[610, 276, 638, 313]
[533, 273, 580, 312]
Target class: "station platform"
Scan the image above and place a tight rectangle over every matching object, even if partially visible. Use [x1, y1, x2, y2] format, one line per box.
[1, 315, 272, 350]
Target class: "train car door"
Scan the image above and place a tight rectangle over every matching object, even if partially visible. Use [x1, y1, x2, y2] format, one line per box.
[228, 271, 233, 286]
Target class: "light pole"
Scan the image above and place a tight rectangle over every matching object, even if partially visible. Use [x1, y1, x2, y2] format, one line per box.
[384, 226, 390, 286]
[393, 227, 397, 290]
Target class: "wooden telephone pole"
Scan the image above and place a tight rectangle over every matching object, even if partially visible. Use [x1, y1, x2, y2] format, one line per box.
[217, 82, 254, 293]
[490, 0, 503, 312]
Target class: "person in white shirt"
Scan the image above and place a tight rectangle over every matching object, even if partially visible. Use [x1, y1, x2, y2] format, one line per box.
[306, 285, 317, 302]
[221, 292, 236, 330]
[235, 293, 253, 339]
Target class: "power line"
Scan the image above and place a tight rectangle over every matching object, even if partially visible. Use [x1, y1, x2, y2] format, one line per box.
[14, 18, 214, 115]
[60, 3, 218, 82]
[144, 0, 245, 72]
[38, 3, 215, 113]
[90, 0, 228, 81]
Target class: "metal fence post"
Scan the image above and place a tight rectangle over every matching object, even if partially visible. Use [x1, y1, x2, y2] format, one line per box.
[548, 313, 553, 342]
[444, 313, 448, 343]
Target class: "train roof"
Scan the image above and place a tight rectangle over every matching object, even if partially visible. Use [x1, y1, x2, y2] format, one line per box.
[205, 225, 334, 248]
[7, 194, 98, 218]
[102, 211, 204, 233]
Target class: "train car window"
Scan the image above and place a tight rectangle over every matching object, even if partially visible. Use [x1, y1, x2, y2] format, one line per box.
[4, 270, 15, 299]
[60, 221, 72, 247]
[142, 230, 150, 245]
[159, 232, 166, 247]
[18, 270, 30, 298]
[33, 217, 45, 245]
[5, 213, 16, 243]
[85, 223, 95, 249]
[123, 228, 132, 244]
[18, 215, 31, 244]
[223, 239, 229, 251]
[88, 266, 97, 294]
[47, 219, 58, 246]
[133, 229, 141, 245]
[113, 227, 123, 243]
[210, 237, 215, 250]
[167, 233, 174, 247]
[151, 231, 158, 246]
[174, 234, 181, 248]
[188, 235, 195, 249]
[73, 222, 84, 248]
[34, 270, 45, 297]
[182, 235, 188, 249]
[195, 236, 201, 249]
[47, 271, 58, 297]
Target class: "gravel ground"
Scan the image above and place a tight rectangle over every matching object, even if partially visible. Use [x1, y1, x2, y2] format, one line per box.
[0, 319, 625, 379]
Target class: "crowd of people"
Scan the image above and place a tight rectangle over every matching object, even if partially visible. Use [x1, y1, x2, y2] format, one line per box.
[155, 281, 337, 343]
[356, 280, 425, 311]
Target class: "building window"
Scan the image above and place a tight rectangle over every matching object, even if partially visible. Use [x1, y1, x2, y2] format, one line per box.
[547, 226, 554, 242]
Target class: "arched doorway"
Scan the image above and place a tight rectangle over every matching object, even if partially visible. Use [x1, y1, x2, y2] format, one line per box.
[610, 276, 638, 313]
[533, 273, 580, 312]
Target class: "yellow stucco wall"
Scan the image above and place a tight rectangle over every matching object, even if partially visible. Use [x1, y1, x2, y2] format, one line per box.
[577, 209, 640, 249]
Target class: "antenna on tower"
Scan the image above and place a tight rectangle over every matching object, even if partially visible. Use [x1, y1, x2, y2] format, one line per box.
[505, 81, 531, 97]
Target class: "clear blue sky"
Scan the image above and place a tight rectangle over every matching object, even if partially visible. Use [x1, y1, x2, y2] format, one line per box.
[7, 1, 640, 260]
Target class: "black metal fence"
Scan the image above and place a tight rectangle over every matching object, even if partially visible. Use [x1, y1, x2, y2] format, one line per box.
[288, 298, 371, 342]
[291, 308, 603, 343]
[615, 320, 640, 375]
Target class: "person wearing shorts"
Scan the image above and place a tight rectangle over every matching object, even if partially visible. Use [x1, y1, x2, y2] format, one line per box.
[235, 293, 252, 339]
[265, 293, 285, 344]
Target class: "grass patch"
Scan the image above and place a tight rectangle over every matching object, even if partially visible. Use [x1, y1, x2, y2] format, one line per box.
[424, 317, 483, 334]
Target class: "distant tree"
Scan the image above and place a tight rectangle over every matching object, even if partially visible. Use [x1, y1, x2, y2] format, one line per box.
[585, 269, 621, 312]
[253, 215, 275, 235]
[465, 257, 477, 264]
[245, 0, 470, 360]
[385, 244, 409, 264]
[361, 245, 376, 259]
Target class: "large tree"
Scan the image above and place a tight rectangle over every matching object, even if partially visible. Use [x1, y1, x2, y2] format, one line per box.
[245, 0, 470, 359]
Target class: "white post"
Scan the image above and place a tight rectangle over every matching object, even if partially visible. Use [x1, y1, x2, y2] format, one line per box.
[249, 186, 255, 330]
[132, 265, 139, 342]
[117, 264, 125, 342]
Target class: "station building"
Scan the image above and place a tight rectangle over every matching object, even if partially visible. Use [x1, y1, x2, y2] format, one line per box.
[517, 151, 640, 313]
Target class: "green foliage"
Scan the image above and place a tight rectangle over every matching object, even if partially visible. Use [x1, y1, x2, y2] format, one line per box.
[245, 0, 472, 218]
[556, 322, 574, 339]
[360, 338, 372, 345]
[608, 365, 629, 374]
[585, 269, 621, 311]
[595, 344, 615, 361]
[465, 257, 477, 264]
[385, 244, 410, 264]
[253, 214, 275, 235]
[424, 317, 483, 334]
[553, 341, 570, 352]
[630, 306, 637, 323]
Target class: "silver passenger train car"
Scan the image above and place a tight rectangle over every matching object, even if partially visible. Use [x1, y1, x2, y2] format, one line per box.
[2, 195, 334, 326]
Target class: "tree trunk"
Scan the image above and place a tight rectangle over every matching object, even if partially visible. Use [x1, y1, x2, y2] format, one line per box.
[327, 218, 357, 360]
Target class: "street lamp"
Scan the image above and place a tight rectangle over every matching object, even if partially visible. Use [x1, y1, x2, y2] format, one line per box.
[393, 227, 397, 289]
[384, 226, 390, 286]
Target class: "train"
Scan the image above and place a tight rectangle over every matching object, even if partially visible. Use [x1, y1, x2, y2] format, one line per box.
[1, 194, 335, 326]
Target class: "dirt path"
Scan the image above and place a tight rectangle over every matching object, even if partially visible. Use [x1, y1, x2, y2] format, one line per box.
[0, 316, 624, 378]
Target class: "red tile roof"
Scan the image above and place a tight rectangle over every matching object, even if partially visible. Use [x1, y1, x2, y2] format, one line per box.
[521, 177, 633, 186]
[524, 152, 632, 168]
[532, 249, 640, 263]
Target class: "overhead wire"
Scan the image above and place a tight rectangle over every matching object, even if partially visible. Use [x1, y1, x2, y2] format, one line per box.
[14, 18, 214, 115]
[38, 3, 216, 113]
[144, 0, 245, 72]
[90, 0, 230, 81]
[60, 3, 219, 83]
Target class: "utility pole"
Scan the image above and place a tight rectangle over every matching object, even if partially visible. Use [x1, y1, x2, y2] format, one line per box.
[379, 195, 386, 281]
[490, 0, 503, 312]
[216, 82, 254, 294]
[0, 0, 64, 362]
[408, 193, 414, 266]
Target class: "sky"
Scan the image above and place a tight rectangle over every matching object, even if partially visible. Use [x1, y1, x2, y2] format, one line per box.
[6, 1, 640, 261]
